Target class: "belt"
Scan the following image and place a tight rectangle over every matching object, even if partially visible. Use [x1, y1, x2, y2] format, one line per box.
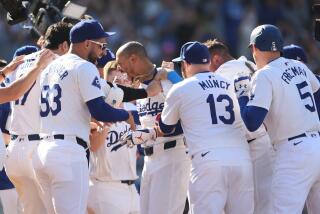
[144, 140, 177, 156]
[121, 180, 135, 185]
[11, 134, 41, 141]
[247, 138, 256, 144]
[52, 134, 90, 167]
[288, 133, 307, 141]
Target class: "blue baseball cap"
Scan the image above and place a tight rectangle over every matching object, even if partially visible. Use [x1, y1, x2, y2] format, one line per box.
[13, 45, 39, 59]
[172, 41, 210, 64]
[282, 44, 307, 63]
[70, 19, 116, 43]
[96, 49, 116, 68]
[249, 24, 283, 52]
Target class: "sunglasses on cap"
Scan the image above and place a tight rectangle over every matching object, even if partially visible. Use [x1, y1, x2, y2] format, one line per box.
[89, 40, 108, 50]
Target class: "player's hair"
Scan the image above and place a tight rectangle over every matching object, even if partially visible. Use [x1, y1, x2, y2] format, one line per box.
[203, 39, 230, 57]
[44, 21, 73, 50]
[103, 60, 118, 80]
[118, 41, 148, 58]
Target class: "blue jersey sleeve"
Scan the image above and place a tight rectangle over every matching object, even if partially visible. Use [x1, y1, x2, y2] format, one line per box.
[86, 97, 129, 122]
[238, 96, 268, 132]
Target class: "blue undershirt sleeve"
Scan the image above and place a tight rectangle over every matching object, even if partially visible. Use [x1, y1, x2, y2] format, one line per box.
[238, 96, 268, 132]
[86, 97, 129, 122]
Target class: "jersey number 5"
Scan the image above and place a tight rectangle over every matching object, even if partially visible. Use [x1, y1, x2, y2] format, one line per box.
[40, 84, 62, 117]
[206, 94, 235, 125]
[296, 81, 315, 112]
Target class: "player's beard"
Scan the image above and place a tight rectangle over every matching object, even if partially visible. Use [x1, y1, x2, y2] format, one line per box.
[88, 51, 98, 65]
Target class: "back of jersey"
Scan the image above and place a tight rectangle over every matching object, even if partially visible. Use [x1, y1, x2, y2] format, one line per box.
[10, 52, 41, 135]
[39, 53, 103, 142]
[248, 57, 320, 143]
[167, 71, 248, 156]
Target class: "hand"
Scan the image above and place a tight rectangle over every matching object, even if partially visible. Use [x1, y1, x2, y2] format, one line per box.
[1, 55, 25, 76]
[126, 128, 157, 148]
[126, 111, 136, 131]
[161, 61, 174, 70]
[154, 67, 170, 81]
[105, 83, 124, 107]
[234, 74, 251, 98]
[146, 79, 163, 97]
[35, 49, 56, 70]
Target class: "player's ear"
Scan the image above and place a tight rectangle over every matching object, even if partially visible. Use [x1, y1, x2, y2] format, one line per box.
[85, 40, 90, 48]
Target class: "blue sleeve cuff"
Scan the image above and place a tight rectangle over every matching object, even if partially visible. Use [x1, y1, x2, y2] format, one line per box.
[159, 118, 176, 134]
[167, 71, 183, 84]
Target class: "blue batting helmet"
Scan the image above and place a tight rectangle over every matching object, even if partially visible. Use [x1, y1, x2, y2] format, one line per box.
[249, 24, 283, 52]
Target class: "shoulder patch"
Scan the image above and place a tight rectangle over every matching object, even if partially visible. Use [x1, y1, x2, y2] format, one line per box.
[92, 76, 101, 89]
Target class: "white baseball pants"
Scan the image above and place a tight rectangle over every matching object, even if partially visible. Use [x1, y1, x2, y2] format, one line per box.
[5, 138, 45, 214]
[272, 131, 320, 214]
[140, 146, 190, 214]
[189, 154, 254, 214]
[249, 134, 274, 214]
[0, 188, 21, 214]
[88, 179, 140, 214]
[32, 139, 89, 214]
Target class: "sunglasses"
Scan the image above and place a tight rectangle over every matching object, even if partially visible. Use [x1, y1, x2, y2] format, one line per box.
[89, 40, 108, 50]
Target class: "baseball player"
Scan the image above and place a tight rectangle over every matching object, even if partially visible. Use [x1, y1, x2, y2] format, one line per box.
[148, 41, 254, 214]
[87, 63, 140, 214]
[0, 59, 20, 214]
[203, 39, 274, 214]
[116, 41, 190, 214]
[32, 19, 135, 214]
[5, 22, 72, 214]
[235, 24, 320, 214]
[282, 44, 308, 64]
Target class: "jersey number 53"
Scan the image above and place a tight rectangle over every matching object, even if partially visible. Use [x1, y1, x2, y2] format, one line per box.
[40, 84, 62, 117]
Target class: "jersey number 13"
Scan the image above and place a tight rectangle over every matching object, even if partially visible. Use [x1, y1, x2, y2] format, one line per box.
[206, 94, 235, 125]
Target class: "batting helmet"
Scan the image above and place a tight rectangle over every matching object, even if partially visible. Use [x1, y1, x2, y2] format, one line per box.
[249, 24, 283, 52]
[282, 44, 307, 63]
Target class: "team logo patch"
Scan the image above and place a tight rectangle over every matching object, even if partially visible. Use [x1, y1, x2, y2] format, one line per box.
[92, 76, 101, 89]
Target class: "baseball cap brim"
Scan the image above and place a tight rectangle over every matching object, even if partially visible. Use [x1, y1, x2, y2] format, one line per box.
[172, 57, 183, 62]
[105, 31, 116, 37]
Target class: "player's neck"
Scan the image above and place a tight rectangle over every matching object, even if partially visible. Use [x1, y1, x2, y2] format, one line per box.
[135, 62, 155, 82]
[256, 53, 280, 69]
[69, 44, 88, 61]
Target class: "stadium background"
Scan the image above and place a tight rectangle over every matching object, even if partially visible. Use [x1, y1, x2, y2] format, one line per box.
[0, 0, 319, 213]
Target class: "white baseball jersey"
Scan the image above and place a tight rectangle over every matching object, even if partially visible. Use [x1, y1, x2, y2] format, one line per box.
[136, 70, 184, 143]
[90, 121, 138, 181]
[248, 57, 320, 143]
[161, 71, 249, 160]
[39, 53, 104, 142]
[9, 51, 42, 134]
[216, 57, 267, 140]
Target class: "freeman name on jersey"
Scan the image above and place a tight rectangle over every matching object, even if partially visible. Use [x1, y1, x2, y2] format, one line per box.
[281, 66, 307, 84]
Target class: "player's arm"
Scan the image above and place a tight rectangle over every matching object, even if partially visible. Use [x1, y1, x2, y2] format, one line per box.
[86, 97, 135, 129]
[0, 50, 55, 104]
[235, 72, 271, 132]
[0, 55, 24, 83]
[305, 68, 320, 119]
[157, 86, 181, 136]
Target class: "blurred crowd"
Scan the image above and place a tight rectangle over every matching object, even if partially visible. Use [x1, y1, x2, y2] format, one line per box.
[0, 0, 320, 72]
